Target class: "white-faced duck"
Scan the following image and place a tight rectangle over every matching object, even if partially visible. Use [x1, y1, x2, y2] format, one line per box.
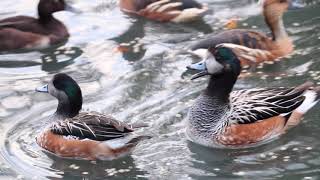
[36, 73, 149, 160]
[119, 0, 209, 23]
[186, 45, 320, 148]
[189, 0, 294, 66]
[0, 0, 79, 51]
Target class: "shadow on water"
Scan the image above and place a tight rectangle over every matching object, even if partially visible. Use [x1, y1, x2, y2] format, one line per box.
[47, 154, 147, 180]
[0, 46, 83, 73]
[41, 47, 83, 73]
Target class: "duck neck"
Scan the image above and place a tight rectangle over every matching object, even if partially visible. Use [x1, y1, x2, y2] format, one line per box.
[264, 8, 288, 41]
[38, 7, 54, 24]
[55, 96, 82, 118]
[205, 71, 238, 103]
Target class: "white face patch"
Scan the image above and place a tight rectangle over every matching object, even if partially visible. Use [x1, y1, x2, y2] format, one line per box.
[48, 79, 69, 103]
[205, 52, 224, 75]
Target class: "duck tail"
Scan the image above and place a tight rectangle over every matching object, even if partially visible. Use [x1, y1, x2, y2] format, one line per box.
[295, 84, 320, 115]
[284, 82, 319, 129]
[130, 122, 149, 129]
[126, 135, 152, 146]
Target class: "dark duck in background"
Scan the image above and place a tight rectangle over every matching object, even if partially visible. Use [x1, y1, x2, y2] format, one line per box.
[0, 0, 79, 51]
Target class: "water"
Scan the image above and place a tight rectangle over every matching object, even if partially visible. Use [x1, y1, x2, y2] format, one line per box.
[0, 0, 319, 179]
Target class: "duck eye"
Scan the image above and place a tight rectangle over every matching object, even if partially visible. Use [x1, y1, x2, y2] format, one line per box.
[279, 0, 287, 3]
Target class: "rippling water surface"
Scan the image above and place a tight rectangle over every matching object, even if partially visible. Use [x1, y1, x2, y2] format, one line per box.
[0, 0, 320, 179]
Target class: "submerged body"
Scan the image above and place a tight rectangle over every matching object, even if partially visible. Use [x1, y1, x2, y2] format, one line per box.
[119, 0, 208, 23]
[186, 46, 319, 148]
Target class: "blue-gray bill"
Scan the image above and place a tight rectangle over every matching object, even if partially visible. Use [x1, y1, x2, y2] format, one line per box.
[187, 60, 209, 80]
[36, 84, 49, 93]
[65, 4, 82, 14]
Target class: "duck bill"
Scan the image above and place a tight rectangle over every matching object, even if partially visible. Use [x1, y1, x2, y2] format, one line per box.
[187, 60, 209, 80]
[65, 4, 82, 14]
[191, 70, 209, 80]
[36, 84, 49, 93]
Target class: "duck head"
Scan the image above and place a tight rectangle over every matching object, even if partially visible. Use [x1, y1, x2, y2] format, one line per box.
[38, 0, 80, 19]
[36, 73, 82, 118]
[187, 45, 241, 80]
[263, 0, 289, 31]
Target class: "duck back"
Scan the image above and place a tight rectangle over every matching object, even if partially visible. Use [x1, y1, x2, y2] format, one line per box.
[190, 29, 272, 51]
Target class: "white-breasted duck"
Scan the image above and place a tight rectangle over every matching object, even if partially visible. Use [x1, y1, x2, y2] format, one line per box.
[0, 0, 78, 51]
[119, 0, 209, 23]
[36, 73, 149, 160]
[186, 45, 319, 148]
[189, 0, 294, 66]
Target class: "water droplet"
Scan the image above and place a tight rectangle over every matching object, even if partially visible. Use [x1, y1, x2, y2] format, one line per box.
[17, 175, 24, 179]
[233, 171, 246, 176]
[280, 146, 287, 151]
[292, 147, 299, 151]
[271, 155, 278, 159]
[82, 172, 89, 175]
[268, 152, 275, 156]
[213, 168, 220, 171]
[306, 147, 313, 150]
[292, 22, 300, 26]
[303, 177, 313, 180]
[259, 153, 266, 158]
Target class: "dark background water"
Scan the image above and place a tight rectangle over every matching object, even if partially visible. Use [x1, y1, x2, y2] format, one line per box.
[0, 0, 319, 179]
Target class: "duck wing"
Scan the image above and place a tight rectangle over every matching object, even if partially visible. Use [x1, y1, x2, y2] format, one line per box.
[228, 86, 307, 125]
[0, 16, 39, 31]
[191, 29, 272, 51]
[123, 0, 206, 22]
[129, 0, 203, 11]
[50, 112, 136, 141]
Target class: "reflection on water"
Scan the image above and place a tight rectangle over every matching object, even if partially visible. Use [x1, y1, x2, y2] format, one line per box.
[0, 0, 320, 179]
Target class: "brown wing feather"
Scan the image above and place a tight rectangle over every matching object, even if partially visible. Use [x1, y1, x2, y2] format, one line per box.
[50, 112, 134, 141]
[191, 29, 273, 51]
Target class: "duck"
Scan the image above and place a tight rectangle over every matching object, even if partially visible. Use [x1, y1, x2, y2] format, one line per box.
[119, 0, 209, 23]
[35, 73, 149, 160]
[186, 45, 320, 148]
[189, 0, 293, 66]
[0, 0, 78, 51]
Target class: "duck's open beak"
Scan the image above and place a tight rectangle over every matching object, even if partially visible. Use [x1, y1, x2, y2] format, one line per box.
[65, 4, 82, 14]
[187, 60, 209, 80]
[36, 84, 49, 93]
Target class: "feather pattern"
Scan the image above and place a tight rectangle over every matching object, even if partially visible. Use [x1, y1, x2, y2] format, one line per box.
[50, 112, 134, 141]
[228, 87, 305, 124]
